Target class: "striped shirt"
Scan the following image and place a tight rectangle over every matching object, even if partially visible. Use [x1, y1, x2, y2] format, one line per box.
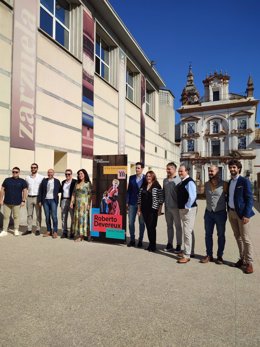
[138, 184, 164, 210]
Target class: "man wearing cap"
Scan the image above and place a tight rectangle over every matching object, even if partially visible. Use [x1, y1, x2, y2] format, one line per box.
[0, 167, 27, 237]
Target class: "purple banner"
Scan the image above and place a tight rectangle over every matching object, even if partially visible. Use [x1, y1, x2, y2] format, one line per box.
[82, 10, 94, 159]
[11, 0, 37, 150]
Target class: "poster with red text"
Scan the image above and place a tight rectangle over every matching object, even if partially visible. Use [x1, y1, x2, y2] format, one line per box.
[91, 155, 127, 242]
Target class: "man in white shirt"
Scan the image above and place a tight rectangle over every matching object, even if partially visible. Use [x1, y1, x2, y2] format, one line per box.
[22, 163, 44, 236]
[60, 169, 76, 238]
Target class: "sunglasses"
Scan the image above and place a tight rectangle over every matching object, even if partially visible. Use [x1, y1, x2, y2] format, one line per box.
[31, 167, 37, 169]
[12, 171, 19, 174]
[65, 173, 71, 176]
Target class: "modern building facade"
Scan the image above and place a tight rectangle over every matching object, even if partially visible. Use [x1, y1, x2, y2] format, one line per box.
[0, 0, 179, 184]
[178, 66, 259, 190]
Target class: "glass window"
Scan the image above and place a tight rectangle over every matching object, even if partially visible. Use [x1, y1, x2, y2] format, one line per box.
[95, 35, 110, 82]
[187, 139, 194, 152]
[41, 0, 54, 13]
[213, 91, 219, 101]
[211, 140, 220, 156]
[238, 118, 247, 130]
[146, 90, 151, 115]
[40, 0, 70, 49]
[187, 122, 195, 135]
[40, 7, 53, 37]
[238, 136, 246, 149]
[126, 69, 135, 102]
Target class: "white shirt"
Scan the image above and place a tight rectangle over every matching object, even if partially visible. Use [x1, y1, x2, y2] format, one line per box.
[228, 175, 239, 209]
[26, 173, 44, 196]
[46, 179, 54, 199]
[63, 180, 72, 198]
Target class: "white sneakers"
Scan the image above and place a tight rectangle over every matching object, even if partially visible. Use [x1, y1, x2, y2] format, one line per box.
[0, 230, 21, 237]
[0, 230, 8, 237]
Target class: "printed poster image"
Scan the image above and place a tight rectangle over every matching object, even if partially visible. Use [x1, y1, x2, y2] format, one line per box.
[91, 155, 127, 242]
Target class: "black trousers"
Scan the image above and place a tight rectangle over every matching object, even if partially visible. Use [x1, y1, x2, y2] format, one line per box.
[142, 209, 158, 250]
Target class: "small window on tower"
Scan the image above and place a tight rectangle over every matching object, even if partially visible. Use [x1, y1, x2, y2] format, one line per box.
[213, 91, 219, 101]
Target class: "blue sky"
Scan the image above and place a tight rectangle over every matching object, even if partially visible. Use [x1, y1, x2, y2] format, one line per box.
[109, 0, 260, 123]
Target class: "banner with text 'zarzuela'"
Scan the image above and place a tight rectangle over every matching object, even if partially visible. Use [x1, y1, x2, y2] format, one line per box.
[91, 155, 127, 242]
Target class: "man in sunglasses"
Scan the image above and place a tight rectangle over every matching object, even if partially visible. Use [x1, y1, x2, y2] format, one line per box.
[60, 169, 76, 239]
[0, 167, 27, 237]
[22, 163, 44, 236]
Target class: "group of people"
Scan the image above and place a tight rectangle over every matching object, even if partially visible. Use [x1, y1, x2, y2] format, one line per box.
[127, 160, 255, 274]
[0, 165, 91, 242]
[0, 159, 255, 273]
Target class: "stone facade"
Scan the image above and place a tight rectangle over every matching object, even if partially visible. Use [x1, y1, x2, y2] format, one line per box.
[178, 68, 259, 191]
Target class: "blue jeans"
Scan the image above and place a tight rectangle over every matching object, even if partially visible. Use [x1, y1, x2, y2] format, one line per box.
[43, 199, 58, 232]
[204, 209, 227, 257]
[128, 204, 145, 242]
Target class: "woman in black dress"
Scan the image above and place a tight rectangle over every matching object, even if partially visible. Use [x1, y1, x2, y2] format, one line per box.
[137, 171, 163, 252]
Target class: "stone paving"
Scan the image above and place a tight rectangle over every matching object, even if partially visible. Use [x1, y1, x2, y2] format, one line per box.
[0, 200, 259, 347]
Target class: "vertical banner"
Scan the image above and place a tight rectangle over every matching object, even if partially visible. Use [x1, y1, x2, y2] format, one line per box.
[11, 0, 37, 150]
[140, 74, 146, 164]
[91, 155, 127, 242]
[82, 10, 94, 158]
[118, 49, 126, 155]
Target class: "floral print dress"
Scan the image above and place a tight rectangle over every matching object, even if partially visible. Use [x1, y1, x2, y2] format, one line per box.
[72, 182, 91, 237]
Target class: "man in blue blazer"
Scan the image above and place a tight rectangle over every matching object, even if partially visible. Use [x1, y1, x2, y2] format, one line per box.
[38, 169, 61, 239]
[227, 159, 255, 274]
[127, 162, 146, 247]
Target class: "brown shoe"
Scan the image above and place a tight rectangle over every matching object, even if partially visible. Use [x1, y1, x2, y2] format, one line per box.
[52, 232, 58, 239]
[177, 257, 190, 264]
[244, 263, 254, 274]
[200, 256, 214, 263]
[43, 231, 51, 237]
[177, 252, 184, 258]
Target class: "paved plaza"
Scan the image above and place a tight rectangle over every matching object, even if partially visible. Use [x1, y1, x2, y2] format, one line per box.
[0, 200, 259, 347]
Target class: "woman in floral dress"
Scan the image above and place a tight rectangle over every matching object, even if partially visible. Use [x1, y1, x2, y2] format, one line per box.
[70, 169, 91, 242]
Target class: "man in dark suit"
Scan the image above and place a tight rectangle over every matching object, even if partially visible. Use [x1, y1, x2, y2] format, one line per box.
[227, 159, 255, 274]
[38, 169, 61, 239]
[60, 169, 77, 239]
[127, 162, 146, 247]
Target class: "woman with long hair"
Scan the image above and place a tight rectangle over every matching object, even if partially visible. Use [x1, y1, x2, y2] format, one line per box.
[70, 169, 91, 242]
[137, 171, 163, 252]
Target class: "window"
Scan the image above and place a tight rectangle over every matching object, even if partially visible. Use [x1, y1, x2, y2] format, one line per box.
[40, 0, 70, 49]
[146, 90, 151, 115]
[211, 140, 220, 156]
[238, 118, 247, 130]
[213, 91, 219, 101]
[212, 121, 219, 134]
[238, 136, 246, 149]
[95, 34, 110, 82]
[187, 122, 195, 135]
[187, 139, 194, 152]
[126, 69, 135, 102]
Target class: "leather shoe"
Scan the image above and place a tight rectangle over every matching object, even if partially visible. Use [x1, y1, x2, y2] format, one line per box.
[22, 230, 32, 236]
[61, 233, 67, 239]
[43, 231, 51, 237]
[233, 259, 245, 268]
[244, 263, 254, 274]
[178, 257, 190, 264]
[137, 240, 143, 248]
[35, 230, 40, 236]
[127, 240, 135, 247]
[177, 252, 184, 258]
[215, 257, 224, 265]
[52, 232, 58, 239]
[200, 256, 214, 263]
